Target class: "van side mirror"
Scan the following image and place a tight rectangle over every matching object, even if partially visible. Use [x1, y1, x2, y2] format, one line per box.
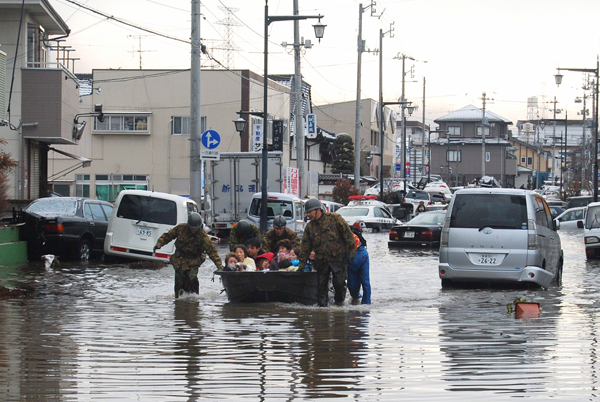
[577, 220, 584, 229]
[554, 219, 560, 231]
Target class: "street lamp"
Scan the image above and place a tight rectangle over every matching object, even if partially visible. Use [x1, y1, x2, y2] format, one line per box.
[554, 59, 599, 202]
[259, 0, 324, 232]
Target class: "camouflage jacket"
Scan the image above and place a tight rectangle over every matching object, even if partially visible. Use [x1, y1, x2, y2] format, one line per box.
[262, 227, 300, 253]
[155, 224, 222, 270]
[229, 222, 261, 251]
[299, 212, 355, 269]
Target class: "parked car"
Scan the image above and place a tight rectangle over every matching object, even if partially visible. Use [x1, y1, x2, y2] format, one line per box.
[388, 211, 447, 248]
[439, 188, 563, 288]
[546, 199, 567, 209]
[21, 197, 114, 261]
[337, 196, 397, 232]
[555, 207, 586, 231]
[423, 182, 453, 201]
[567, 195, 593, 209]
[403, 189, 432, 216]
[321, 200, 344, 213]
[104, 190, 198, 262]
[247, 192, 305, 233]
[549, 206, 565, 220]
[580, 202, 600, 259]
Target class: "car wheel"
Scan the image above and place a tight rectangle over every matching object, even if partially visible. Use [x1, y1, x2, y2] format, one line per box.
[76, 238, 92, 261]
[553, 259, 563, 286]
[372, 226, 381, 233]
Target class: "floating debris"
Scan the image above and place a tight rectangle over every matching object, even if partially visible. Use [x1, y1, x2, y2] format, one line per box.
[0, 286, 35, 299]
[128, 260, 167, 270]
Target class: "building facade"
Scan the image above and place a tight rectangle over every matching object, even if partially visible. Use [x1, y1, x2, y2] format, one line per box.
[432, 105, 516, 187]
[314, 99, 397, 180]
[0, 0, 78, 203]
[49, 69, 291, 200]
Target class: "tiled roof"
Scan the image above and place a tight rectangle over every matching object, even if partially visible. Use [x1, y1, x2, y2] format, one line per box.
[435, 105, 512, 124]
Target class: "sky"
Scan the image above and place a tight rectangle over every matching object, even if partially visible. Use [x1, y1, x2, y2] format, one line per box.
[49, 0, 600, 130]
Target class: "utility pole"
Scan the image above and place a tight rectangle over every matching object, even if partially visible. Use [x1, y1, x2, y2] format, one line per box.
[480, 92, 493, 178]
[378, 23, 394, 200]
[422, 77, 426, 181]
[190, 0, 202, 205]
[353, 2, 376, 190]
[293, 0, 305, 197]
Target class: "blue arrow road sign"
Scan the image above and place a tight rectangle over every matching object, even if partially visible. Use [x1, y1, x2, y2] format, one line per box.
[201, 129, 221, 149]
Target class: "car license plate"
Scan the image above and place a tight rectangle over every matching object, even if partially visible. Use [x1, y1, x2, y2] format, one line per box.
[477, 254, 497, 265]
[136, 227, 152, 237]
[404, 231, 415, 238]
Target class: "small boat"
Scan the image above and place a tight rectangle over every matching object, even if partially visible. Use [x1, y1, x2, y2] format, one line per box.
[214, 270, 318, 305]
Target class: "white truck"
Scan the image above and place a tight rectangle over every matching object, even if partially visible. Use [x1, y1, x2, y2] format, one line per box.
[206, 152, 283, 237]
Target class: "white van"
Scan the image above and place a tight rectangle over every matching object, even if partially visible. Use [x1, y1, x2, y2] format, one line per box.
[104, 190, 199, 262]
[247, 192, 305, 233]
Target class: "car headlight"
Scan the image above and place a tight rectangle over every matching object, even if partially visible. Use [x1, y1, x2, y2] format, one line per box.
[585, 236, 600, 244]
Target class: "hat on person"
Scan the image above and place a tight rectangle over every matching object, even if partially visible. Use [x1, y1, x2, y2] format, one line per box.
[256, 252, 275, 262]
[352, 221, 363, 231]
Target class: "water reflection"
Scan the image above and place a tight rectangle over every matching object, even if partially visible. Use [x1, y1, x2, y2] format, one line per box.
[212, 303, 370, 400]
[438, 286, 561, 394]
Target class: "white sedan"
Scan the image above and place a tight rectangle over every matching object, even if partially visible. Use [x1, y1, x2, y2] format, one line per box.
[336, 204, 398, 232]
[556, 206, 586, 231]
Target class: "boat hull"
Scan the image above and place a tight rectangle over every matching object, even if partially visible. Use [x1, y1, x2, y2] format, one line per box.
[214, 271, 318, 305]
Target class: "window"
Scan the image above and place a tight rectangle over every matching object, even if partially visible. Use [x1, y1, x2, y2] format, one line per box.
[171, 116, 206, 135]
[94, 115, 149, 132]
[447, 150, 461, 162]
[477, 126, 489, 136]
[116, 195, 178, 225]
[527, 156, 533, 166]
[75, 174, 90, 198]
[95, 174, 148, 201]
[521, 156, 526, 164]
[371, 130, 379, 147]
[448, 126, 461, 136]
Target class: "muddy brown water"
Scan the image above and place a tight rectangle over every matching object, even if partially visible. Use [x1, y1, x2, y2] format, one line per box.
[1, 231, 598, 401]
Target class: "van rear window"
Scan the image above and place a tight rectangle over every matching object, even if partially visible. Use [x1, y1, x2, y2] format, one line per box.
[117, 195, 177, 225]
[450, 194, 527, 229]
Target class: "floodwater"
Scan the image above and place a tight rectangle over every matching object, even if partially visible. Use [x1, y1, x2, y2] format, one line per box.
[1, 230, 599, 401]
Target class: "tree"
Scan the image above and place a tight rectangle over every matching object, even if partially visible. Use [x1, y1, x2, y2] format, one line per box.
[0, 138, 18, 213]
[331, 134, 354, 175]
[332, 178, 359, 205]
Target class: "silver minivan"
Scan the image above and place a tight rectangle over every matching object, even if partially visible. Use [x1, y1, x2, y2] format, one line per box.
[439, 188, 563, 288]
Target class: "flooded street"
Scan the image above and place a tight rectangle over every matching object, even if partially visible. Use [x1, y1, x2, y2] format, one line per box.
[1, 230, 599, 401]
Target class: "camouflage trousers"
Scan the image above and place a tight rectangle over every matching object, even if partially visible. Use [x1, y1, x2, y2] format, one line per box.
[174, 268, 200, 298]
[314, 260, 347, 307]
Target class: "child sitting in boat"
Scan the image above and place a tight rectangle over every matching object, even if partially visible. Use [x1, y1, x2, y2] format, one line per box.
[279, 247, 301, 271]
[255, 252, 275, 271]
[233, 244, 256, 271]
[274, 239, 294, 269]
[223, 253, 244, 271]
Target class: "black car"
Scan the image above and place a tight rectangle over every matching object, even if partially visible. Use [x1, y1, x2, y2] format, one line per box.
[388, 211, 446, 248]
[21, 197, 114, 261]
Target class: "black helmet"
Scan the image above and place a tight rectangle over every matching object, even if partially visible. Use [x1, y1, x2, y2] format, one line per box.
[237, 219, 252, 236]
[305, 198, 322, 213]
[273, 215, 286, 229]
[187, 212, 203, 229]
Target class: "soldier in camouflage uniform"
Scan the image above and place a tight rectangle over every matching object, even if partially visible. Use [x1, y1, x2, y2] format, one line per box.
[154, 212, 223, 298]
[262, 215, 300, 253]
[229, 219, 261, 251]
[299, 199, 356, 307]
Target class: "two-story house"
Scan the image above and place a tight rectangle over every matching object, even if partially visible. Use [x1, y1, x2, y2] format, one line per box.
[431, 105, 516, 187]
[0, 0, 85, 203]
